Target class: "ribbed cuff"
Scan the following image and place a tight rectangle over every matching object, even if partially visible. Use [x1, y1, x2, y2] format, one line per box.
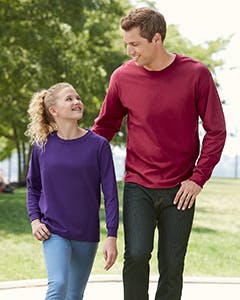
[107, 227, 118, 238]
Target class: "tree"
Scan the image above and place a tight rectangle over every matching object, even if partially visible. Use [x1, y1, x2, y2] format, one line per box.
[0, 1, 229, 183]
[0, 0, 129, 184]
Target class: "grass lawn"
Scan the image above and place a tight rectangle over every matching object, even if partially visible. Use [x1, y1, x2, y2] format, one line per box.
[0, 178, 239, 281]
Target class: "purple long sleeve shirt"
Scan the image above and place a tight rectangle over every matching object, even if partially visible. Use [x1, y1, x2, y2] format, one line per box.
[26, 130, 119, 242]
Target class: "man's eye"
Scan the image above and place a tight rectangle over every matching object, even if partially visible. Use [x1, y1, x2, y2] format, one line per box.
[66, 97, 72, 101]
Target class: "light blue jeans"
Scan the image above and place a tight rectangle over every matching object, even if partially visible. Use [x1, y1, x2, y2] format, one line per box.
[43, 233, 98, 300]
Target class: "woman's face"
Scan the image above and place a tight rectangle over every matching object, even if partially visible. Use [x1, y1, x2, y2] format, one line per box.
[49, 86, 84, 121]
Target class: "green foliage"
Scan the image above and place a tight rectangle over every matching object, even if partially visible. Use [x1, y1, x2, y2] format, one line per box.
[0, 1, 230, 180]
[0, 0, 129, 181]
[0, 137, 15, 161]
[0, 0, 129, 123]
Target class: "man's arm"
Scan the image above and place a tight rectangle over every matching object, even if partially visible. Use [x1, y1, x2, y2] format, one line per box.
[190, 66, 226, 187]
[174, 66, 226, 210]
[92, 74, 127, 141]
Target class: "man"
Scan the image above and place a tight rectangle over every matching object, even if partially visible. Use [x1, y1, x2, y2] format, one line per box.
[92, 7, 226, 300]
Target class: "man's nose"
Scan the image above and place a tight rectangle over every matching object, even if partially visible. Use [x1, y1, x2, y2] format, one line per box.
[127, 45, 134, 56]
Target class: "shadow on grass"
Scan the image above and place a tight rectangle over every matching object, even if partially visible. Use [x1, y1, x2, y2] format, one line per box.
[195, 207, 212, 214]
[0, 190, 30, 235]
[192, 226, 217, 234]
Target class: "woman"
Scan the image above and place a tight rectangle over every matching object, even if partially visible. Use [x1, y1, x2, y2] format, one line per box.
[26, 82, 119, 300]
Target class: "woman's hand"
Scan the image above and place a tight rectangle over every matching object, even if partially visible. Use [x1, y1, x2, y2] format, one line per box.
[31, 219, 51, 241]
[103, 236, 118, 271]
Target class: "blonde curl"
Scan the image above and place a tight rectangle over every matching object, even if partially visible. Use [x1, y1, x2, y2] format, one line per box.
[25, 90, 57, 148]
[25, 82, 73, 148]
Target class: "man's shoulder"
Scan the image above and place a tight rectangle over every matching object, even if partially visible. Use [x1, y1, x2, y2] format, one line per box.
[112, 60, 136, 77]
[176, 54, 214, 86]
[176, 53, 208, 72]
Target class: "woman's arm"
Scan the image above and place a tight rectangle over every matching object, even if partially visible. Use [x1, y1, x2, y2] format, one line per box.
[99, 140, 119, 270]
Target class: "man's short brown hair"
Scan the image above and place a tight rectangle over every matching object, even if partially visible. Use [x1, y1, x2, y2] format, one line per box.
[121, 7, 167, 42]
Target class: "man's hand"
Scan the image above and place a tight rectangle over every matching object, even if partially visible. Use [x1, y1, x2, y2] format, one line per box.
[103, 236, 118, 271]
[174, 180, 202, 210]
[31, 219, 51, 241]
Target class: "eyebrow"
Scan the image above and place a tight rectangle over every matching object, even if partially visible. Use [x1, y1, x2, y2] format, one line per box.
[64, 93, 80, 99]
[124, 40, 139, 45]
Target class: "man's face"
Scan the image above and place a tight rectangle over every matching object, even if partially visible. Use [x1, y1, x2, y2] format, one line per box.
[123, 27, 158, 69]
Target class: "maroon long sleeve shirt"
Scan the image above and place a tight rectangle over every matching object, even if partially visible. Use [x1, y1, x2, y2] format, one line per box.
[93, 54, 226, 188]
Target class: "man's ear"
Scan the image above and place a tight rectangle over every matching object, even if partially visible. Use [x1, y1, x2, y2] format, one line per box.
[49, 106, 58, 117]
[152, 33, 162, 44]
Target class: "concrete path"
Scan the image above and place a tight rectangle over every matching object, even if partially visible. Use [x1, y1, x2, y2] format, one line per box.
[0, 275, 240, 300]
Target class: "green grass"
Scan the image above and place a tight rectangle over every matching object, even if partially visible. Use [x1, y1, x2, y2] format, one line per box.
[0, 178, 240, 281]
[184, 178, 240, 277]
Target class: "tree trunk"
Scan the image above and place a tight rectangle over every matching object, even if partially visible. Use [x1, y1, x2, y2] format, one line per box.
[22, 140, 28, 179]
[13, 126, 21, 184]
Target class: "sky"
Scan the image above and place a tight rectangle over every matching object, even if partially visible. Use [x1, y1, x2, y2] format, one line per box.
[134, 0, 240, 155]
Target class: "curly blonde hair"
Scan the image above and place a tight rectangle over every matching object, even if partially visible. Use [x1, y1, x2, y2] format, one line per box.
[25, 82, 73, 148]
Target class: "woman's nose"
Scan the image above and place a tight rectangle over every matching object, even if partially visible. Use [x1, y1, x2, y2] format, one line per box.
[74, 98, 81, 104]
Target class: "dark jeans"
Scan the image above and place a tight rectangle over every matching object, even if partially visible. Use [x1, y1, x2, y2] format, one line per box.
[123, 182, 195, 300]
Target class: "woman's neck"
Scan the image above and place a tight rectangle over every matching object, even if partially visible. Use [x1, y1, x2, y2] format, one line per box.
[57, 124, 87, 140]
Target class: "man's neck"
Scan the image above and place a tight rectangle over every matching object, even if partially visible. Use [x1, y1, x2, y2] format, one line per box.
[144, 51, 176, 72]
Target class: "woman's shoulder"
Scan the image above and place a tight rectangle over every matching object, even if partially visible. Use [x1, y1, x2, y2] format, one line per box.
[88, 130, 109, 145]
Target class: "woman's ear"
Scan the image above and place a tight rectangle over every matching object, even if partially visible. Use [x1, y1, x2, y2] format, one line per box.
[49, 106, 58, 117]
